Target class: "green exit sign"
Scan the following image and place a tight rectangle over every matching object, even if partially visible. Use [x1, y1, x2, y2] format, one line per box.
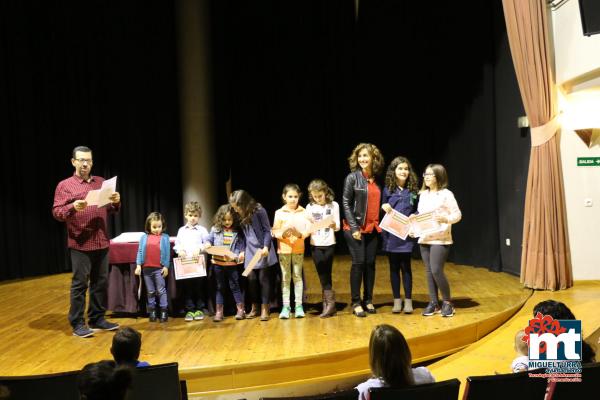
[577, 157, 600, 166]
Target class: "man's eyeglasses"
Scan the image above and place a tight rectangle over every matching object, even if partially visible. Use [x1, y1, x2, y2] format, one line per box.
[75, 158, 93, 164]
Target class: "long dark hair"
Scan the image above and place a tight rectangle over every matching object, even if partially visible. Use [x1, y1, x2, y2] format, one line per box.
[369, 324, 414, 388]
[384, 156, 419, 194]
[229, 190, 258, 225]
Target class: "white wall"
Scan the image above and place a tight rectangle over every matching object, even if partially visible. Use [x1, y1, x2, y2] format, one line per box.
[552, 0, 600, 280]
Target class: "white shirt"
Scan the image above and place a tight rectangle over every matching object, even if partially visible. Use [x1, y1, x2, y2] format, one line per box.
[174, 224, 209, 254]
[511, 355, 529, 372]
[356, 367, 435, 400]
[305, 201, 340, 247]
[416, 189, 461, 245]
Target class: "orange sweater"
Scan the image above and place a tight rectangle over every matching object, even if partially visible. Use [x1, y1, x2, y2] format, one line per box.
[272, 206, 310, 254]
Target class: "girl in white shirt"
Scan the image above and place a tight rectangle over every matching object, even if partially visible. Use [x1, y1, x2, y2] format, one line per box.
[305, 179, 340, 318]
[356, 324, 435, 400]
[415, 164, 461, 318]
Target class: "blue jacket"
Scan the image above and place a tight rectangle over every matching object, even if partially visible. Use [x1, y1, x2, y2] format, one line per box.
[207, 227, 245, 256]
[136, 233, 171, 268]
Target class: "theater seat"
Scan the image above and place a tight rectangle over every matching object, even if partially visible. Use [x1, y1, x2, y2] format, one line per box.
[546, 362, 600, 400]
[369, 378, 460, 400]
[260, 388, 358, 400]
[128, 362, 182, 400]
[463, 370, 547, 400]
[0, 369, 80, 400]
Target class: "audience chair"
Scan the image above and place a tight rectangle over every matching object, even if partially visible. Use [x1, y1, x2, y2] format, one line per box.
[545, 362, 600, 400]
[128, 362, 182, 400]
[463, 370, 547, 400]
[260, 388, 358, 400]
[369, 378, 460, 400]
[0, 369, 80, 400]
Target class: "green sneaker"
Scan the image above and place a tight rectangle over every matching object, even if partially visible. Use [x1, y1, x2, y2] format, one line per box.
[295, 305, 305, 318]
[185, 311, 194, 322]
[279, 306, 291, 319]
[194, 310, 205, 320]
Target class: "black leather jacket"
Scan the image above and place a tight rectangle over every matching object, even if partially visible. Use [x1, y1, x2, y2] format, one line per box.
[342, 170, 370, 233]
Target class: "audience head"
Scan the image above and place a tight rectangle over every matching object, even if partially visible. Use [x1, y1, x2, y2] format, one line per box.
[111, 327, 142, 366]
[369, 324, 414, 388]
[532, 300, 576, 320]
[531, 299, 596, 363]
[514, 329, 528, 356]
[78, 360, 132, 400]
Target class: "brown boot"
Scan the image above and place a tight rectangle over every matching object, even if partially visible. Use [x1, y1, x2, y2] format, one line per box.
[320, 290, 336, 318]
[260, 303, 270, 321]
[213, 304, 224, 322]
[235, 303, 246, 320]
[247, 303, 259, 319]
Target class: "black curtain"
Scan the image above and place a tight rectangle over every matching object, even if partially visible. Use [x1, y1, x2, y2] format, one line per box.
[210, 0, 524, 271]
[0, 1, 182, 280]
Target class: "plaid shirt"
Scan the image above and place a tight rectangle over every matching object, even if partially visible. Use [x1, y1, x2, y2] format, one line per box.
[52, 174, 120, 251]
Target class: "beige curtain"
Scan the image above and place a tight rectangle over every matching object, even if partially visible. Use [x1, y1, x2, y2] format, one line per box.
[502, 0, 572, 290]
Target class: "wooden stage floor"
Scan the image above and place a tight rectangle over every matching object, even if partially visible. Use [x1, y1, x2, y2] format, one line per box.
[0, 256, 530, 396]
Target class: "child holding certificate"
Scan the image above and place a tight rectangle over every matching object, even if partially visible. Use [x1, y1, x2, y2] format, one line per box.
[416, 164, 461, 318]
[272, 183, 311, 319]
[306, 179, 340, 318]
[135, 212, 171, 323]
[229, 190, 278, 321]
[204, 204, 246, 322]
[174, 201, 210, 322]
[381, 156, 419, 314]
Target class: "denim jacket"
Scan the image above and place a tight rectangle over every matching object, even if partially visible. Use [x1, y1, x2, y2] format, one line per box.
[136, 233, 171, 268]
[207, 227, 245, 256]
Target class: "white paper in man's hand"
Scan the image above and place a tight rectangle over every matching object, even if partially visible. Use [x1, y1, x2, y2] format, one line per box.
[85, 176, 117, 207]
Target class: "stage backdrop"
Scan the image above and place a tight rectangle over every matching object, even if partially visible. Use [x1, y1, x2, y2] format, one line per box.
[0, 0, 526, 280]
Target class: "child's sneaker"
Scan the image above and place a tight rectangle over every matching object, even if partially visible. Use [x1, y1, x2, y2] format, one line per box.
[279, 306, 291, 319]
[295, 305, 305, 318]
[194, 310, 205, 320]
[441, 301, 455, 317]
[422, 301, 441, 316]
[185, 311, 194, 322]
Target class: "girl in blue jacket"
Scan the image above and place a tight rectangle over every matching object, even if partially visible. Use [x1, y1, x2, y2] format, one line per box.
[135, 212, 171, 322]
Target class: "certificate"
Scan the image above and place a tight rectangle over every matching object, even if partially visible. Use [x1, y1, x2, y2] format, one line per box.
[308, 215, 334, 233]
[242, 252, 263, 277]
[205, 246, 237, 260]
[409, 211, 441, 237]
[380, 210, 410, 240]
[173, 255, 206, 280]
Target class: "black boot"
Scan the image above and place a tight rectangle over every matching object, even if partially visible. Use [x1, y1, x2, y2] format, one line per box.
[148, 308, 157, 322]
[159, 309, 168, 323]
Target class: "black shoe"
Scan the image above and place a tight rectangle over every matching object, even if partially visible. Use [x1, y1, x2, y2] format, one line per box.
[73, 325, 94, 338]
[352, 304, 367, 318]
[159, 309, 168, 323]
[89, 319, 119, 331]
[148, 309, 157, 322]
[365, 303, 377, 314]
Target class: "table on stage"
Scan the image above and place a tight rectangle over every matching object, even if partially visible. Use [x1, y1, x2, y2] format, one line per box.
[108, 239, 179, 314]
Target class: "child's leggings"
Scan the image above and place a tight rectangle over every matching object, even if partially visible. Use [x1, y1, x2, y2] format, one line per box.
[279, 253, 304, 306]
[214, 264, 243, 305]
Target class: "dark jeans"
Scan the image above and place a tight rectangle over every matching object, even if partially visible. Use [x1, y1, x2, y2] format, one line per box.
[344, 231, 378, 305]
[388, 252, 412, 299]
[420, 244, 451, 302]
[142, 268, 168, 310]
[312, 245, 335, 291]
[68, 248, 109, 329]
[247, 266, 272, 305]
[214, 265, 243, 304]
[182, 277, 206, 312]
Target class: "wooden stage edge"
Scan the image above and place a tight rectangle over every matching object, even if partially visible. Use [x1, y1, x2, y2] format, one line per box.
[181, 291, 530, 396]
[0, 257, 533, 398]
